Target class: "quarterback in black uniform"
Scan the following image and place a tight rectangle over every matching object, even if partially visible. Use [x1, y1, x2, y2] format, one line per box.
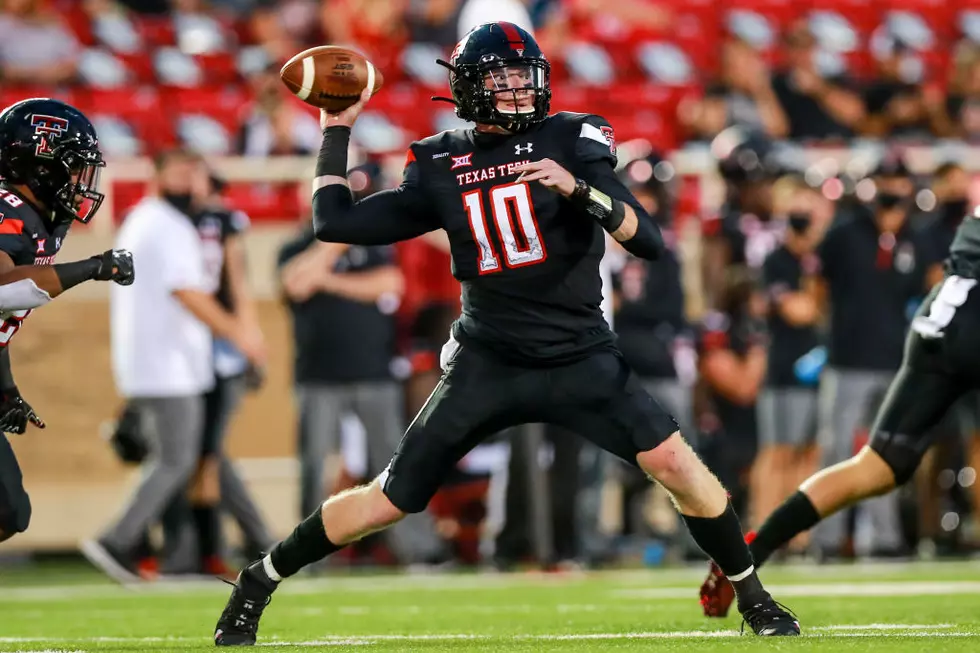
[0, 98, 134, 543]
[214, 23, 799, 645]
[701, 202, 980, 617]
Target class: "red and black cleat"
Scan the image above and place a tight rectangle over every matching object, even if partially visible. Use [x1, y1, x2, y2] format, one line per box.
[699, 560, 735, 617]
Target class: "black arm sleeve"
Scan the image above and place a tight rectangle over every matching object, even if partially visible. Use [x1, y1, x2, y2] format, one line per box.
[312, 146, 440, 246]
[579, 159, 665, 261]
[0, 347, 15, 392]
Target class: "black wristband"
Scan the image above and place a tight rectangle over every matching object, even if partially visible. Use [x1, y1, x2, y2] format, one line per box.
[316, 126, 351, 178]
[570, 182, 626, 232]
[54, 258, 100, 291]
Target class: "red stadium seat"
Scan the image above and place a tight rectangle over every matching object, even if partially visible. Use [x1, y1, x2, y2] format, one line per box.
[138, 17, 176, 47]
[115, 52, 156, 84]
[80, 87, 177, 152]
[223, 182, 302, 221]
[196, 53, 240, 86]
[63, 6, 97, 46]
[169, 86, 249, 134]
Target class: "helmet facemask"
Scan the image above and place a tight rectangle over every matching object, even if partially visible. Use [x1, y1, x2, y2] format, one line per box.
[49, 142, 105, 224]
[446, 58, 551, 130]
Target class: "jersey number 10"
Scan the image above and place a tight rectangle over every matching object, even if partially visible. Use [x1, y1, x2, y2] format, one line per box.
[462, 183, 547, 274]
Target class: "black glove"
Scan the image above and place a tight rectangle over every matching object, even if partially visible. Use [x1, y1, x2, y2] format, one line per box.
[104, 403, 149, 464]
[0, 387, 45, 435]
[93, 249, 135, 285]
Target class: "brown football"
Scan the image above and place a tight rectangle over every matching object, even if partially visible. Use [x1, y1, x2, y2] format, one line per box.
[279, 46, 384, 112]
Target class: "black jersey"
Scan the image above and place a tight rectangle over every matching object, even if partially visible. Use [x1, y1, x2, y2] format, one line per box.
[312, 112, 664, 366]
[193, 206, 249, 311]
[0, 186, 70, 348]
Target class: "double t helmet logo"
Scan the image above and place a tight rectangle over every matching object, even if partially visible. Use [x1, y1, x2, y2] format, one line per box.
[30, 114, 70, 159]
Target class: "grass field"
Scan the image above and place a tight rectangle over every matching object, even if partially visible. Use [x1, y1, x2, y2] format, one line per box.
[1, 560, 979, 651]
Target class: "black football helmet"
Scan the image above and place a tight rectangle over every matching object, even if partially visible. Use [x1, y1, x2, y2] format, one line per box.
[435, 22, 551, 129]
[0, 98, 105, 223]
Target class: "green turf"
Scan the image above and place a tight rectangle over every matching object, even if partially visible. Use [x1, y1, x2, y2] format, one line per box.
[0, 561, 979, 651]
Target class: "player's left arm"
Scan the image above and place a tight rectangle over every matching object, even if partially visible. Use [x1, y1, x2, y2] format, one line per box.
[515, 115, 665, 260]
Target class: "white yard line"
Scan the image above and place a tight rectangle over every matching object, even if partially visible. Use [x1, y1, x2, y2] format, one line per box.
[0, 625, 975, 647]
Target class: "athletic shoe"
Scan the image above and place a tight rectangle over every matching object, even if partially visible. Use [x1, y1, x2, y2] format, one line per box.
[80, 539, 140, 585]
[214, 563, 277, 646]
[741, 598, 801, 636]
[699, 560, 735, 617]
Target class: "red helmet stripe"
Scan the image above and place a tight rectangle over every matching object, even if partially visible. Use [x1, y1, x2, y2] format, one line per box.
[497, 22, 525, 52]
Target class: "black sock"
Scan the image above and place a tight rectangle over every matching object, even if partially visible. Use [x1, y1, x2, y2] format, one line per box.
[682, 502, 766, 606]
[750, 490, 822, 567]
[267, 507, 342, 579]
[192, 505, 221, 560]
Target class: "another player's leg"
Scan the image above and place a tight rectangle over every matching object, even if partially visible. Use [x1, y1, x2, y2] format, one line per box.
[702, 358, 962, 617]
[548, 352, 798, 636]
[0, 433, 31, 543]
[213, 342, 522, 646]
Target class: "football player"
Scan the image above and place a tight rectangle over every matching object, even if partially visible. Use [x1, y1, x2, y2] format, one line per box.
[0, 98, 134, 543]
[700, 201, 980, 618]
[214, 23, 799, 645]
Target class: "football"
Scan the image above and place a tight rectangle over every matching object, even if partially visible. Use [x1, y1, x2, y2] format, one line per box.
[279, 46, 384, 112]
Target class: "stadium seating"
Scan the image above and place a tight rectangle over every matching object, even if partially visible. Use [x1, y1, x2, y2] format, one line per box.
[6, 0, 976, 220]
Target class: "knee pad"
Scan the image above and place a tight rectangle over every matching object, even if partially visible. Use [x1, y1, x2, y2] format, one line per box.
[0, 489, 31, 534]
[869, 431, 922, 486]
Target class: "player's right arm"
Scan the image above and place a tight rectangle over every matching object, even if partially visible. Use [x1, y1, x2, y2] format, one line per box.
[311, 91, 440, 246]
[0, 249, 133, 311]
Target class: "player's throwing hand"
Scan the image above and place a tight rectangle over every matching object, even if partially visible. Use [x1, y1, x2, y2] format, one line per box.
[514, 159, 576, 197]
[321, 88, 373, 130]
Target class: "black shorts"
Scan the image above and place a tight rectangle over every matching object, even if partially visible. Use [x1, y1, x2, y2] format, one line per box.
[0, 433, 30, 533]
[381, 342, 680, 513]
[200, 375, 246, 457]
[870, 277, 980, 484]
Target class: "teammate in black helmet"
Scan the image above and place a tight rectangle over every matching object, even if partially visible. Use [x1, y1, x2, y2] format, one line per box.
[214, 23, 799, 645]
[0, 98, 134, 543]
[700, 193, 980, 619]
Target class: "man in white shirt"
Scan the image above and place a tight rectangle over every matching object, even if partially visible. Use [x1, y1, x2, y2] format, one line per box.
[83, 150, 264, 583]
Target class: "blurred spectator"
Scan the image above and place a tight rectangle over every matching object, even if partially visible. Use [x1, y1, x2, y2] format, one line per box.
[682, 39, 788, 141]
[171, 0, 230, 53]
[921, 162, 972, 287]
[753, 176, 830, 533]
[458, 0, 532, 40]
[862, 40, 930, 139]
[927, 42, 980, 142]
[696, 268, 768, 522]
[236, 64, 321, 156]
[771, 21, 865, 142]
[277, 163, 444, 564]
[701, 128, 784, 311]
[0, 0, 79, 85]
[91, 149, 265, 582]
[408, 0, 461, 47]
[250, 0, 320, 62]
[324, 0, 409, 69]
[809, 155, 928, 559]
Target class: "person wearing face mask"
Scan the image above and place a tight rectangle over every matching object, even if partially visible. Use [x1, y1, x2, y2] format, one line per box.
[754, 177, 831, 538]
[86, 150, 266, 583]
[797, 155, 929, 561]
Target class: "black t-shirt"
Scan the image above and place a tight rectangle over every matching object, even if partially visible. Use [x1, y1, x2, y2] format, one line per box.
[278, 231, 398, 385]
[704, 207, 784, 270]
[772, 71, 856, 141]
[614, 233, 688, 379]
[696, 310, 758, 440]
[0, 186, 71, 349]
[817, 209, 927, 371]
[863, 80, 930, 137]
[193, 206, 250, 311]
[310, 112, 664, 367]
[762, 246, 821, 387]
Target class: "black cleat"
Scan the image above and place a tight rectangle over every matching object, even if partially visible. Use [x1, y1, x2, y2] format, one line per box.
[214, 563, 277, 646]
[740, 597, 801, 636]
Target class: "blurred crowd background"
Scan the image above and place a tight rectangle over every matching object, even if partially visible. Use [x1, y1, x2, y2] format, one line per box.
[4, 0, 980, 578]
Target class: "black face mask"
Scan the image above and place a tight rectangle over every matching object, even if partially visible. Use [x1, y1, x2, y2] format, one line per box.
[162, 192, 194, 216]
[876, 191, 909, 211]
[940, 198, 970, 223]
[787, 212, 811, 235]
